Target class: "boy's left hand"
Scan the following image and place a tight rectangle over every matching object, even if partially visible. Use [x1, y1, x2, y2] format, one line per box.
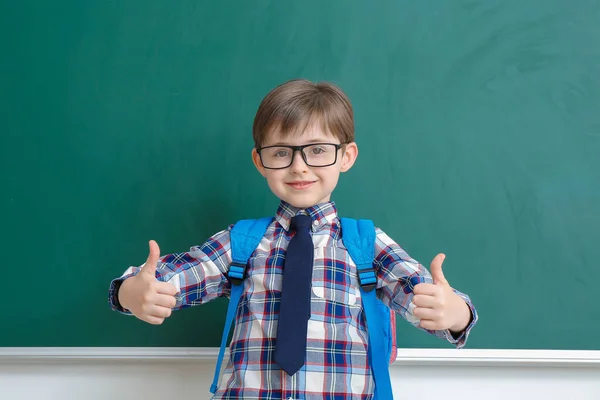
[412, 254, 471, 333]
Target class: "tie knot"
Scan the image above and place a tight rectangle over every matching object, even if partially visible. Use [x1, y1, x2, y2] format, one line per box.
[291, 214, 312, 231]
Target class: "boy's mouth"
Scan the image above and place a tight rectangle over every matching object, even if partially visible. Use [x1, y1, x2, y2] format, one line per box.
[286, 180, 316, 190]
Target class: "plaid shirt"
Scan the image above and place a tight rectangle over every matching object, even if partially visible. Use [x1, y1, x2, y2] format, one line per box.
[109, 201, 477, 399]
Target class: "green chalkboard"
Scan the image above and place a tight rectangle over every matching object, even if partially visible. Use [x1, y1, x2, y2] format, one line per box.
[1, 1, 599, 350]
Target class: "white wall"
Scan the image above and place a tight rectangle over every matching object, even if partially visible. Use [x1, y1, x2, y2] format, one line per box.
[1, 348, 599, 400]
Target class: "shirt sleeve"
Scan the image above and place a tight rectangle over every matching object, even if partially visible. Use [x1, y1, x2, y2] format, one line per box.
[373, 227, 478, 348]
[108, 226, 234, 314]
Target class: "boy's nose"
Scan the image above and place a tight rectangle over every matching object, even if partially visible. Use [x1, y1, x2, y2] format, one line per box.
[289, 149, 309, 172]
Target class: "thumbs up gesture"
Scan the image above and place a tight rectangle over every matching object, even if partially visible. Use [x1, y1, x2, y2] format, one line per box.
[118, 240, 178, 325]
[412, 254, 471, 333]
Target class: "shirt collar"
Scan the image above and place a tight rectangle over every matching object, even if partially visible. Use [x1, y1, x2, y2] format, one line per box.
[275, 200, 339, 232]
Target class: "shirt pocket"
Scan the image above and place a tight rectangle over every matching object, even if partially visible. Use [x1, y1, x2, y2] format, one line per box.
[241, 252, 283, 323]
[311, 246, 359, 309]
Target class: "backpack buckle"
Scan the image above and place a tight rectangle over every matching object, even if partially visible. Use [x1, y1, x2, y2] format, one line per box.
[228, 261, 247, 286]
[358, 266, 377, 292]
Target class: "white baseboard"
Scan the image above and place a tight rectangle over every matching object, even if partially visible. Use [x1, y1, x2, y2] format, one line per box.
[1, 348, 600, 400]
[2, 347, 599, 366]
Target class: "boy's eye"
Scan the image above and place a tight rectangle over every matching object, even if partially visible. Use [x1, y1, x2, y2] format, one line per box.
[272, 149, 290, 158]
[308, 146, 327, 155]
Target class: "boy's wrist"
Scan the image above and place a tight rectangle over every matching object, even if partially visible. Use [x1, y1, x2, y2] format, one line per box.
[449, 297, 472, 333]
[116, 278, 133, 312]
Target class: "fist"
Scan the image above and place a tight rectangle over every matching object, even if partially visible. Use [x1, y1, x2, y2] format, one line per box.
[412, 254, 470, 332]
[118, 240, 178, 325]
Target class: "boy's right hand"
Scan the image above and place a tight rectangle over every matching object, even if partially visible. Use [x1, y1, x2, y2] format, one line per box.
[118, 240, 178, 325]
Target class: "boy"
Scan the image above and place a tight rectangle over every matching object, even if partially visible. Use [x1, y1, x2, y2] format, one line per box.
[109, 79, 477, 399]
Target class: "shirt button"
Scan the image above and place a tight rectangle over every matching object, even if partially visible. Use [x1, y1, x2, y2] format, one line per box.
[313, 220, 319, 227]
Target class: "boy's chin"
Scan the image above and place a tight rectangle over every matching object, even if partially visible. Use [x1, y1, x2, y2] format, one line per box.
[282, 195, 329, 209]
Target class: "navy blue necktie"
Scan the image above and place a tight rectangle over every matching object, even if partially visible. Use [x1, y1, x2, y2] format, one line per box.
[274, 214, 314, 376]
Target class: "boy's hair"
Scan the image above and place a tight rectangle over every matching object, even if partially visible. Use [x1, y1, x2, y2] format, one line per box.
[253, 79, 355, 148]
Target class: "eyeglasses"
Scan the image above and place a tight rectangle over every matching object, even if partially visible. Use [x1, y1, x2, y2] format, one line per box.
[256, 143, 345, 170]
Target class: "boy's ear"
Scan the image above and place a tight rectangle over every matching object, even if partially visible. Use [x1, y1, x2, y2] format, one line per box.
[339, 142, 358, 172]
[252, 148, 267, 177]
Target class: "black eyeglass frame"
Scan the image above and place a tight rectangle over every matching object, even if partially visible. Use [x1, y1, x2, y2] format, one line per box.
[256, 143, 346, 170]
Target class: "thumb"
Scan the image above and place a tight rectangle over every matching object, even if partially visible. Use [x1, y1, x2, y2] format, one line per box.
[430, 253, 448, 286]
[143, 240, 160, 277]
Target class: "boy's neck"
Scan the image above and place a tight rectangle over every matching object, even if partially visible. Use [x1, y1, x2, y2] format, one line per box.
[275, 200, 338, 232]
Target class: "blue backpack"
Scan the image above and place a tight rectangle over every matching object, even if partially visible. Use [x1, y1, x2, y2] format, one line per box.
[210, 217, 396, 399]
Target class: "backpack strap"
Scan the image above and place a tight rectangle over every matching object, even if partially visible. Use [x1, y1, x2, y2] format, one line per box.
[210, 217, 273, 394]
[341, 218, 394, 400]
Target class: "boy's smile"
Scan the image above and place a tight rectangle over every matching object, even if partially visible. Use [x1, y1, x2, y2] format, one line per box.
[252, 122, 358, 209]
[286, 180, 316, 190]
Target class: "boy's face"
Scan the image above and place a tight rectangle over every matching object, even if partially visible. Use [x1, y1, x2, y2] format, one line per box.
[252, 123, 358, 209]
